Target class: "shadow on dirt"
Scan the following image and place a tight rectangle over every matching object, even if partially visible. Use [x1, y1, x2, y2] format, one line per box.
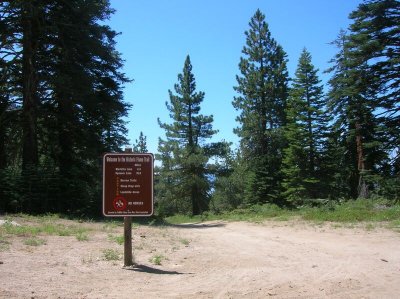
[127, 264, 192, 275]
[167, 222, 226, 229]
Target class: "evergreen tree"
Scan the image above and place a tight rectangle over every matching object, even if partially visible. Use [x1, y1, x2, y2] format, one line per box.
[326, 30, 386, 199]
[0, 1, 43, 172]
[0, 1, 43, 212]
[232, 9, 289, 205]
[44, 0, 130, 213]
[157, 55, 225, 215]
[133, 131, 148, 153]
[21, 0, 42, 171]
[211, 148, 246, 211]
[154, 138, 184, 215]
[0, 11, 21, 211]
[347, 0, 400, 191]
[0, 1, 20, 171]
[0, 0, 130, 214]
[282, 49, 328, 202]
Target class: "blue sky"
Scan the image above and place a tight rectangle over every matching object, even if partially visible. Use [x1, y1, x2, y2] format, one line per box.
[108, 0, 363, 154]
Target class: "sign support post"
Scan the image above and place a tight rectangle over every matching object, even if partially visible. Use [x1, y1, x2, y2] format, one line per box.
[123, 148, 133, 267]
[102, 149, 154, 268]
[124, 215, 133, 266]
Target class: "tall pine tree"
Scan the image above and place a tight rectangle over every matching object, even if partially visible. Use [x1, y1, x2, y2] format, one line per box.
[326, 30, 385, 199]
[232, 9, 289, 205]
[157, 55, 225, 215]
[282, 48, 328, 202]
[347, 0, 400, 197]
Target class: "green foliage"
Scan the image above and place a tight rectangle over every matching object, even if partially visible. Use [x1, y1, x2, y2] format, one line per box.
[282, 49, 328, 201]
[301, 199, 400, 223]
[232, 9, 289, 205]
[211, 149, 246, 211]
[231, 204, 292, 222]
[76, 232, 89, 241]
[133, 132, 148, 153]
[102, 249, 121, 261]
[23, 237, 46, 247]
[108, 234, 124, 245]
[371, 177, 400, 202]
[165, 198, 400, 228]
[0, 167, 22, 213]
[0, 216, 90, 240]
[166, 203, 293, 224]
[346, 0, 400, 199]
[1, 2, 398, 217]
[348, 0, 400, 158]
[326, 30, 387, 199]
[102, 221, 122, 232]
[149, 254, 166, 265]
[0, 233, 10, 251]
[18, 162, 61, 214]
[0, 0, 130, 216]
[157, 55, 228, 216]
[179, 238, 190, 246]
[388, 219, 400, 232]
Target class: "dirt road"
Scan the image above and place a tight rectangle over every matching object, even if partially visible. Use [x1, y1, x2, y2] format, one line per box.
[1, 219, 399, 298]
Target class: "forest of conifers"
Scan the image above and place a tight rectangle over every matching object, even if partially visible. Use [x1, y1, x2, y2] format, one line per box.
[0, 0, 399, 216]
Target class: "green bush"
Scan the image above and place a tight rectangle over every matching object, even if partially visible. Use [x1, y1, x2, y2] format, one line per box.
[301, 199, 400, 222]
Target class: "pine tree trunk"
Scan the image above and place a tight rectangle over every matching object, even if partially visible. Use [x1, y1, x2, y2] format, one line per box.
[356, 122, 368, 198]
[192, 185, 200, 216]
[58, 95, 73, 178]
[0, 131, 5, 170]
[21, 1, 39, 170]
[0, 108, 6, 170]
[57, 94, 74, 212]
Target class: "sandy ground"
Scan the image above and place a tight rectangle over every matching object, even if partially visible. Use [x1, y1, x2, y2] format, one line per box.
[0, 218, 399, 299]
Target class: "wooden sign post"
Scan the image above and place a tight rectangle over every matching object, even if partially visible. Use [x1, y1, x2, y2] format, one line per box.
[124, 215, 133, 266]
[123, 148, 133, 267]
[102, 150, 154, 267]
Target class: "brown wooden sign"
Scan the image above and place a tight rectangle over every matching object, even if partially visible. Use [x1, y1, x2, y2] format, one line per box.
[103, 153, 154, 217]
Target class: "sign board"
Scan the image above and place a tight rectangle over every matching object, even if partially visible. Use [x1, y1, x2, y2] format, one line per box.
[103, 153, 154, 217]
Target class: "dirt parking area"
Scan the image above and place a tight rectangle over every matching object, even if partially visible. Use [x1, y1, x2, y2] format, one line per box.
[0, 218, 399, 298]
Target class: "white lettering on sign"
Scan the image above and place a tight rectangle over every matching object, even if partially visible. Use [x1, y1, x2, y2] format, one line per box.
[105, 156, 151, 163]
[120, 191, 132, 194]
[103, 153, 154, 217]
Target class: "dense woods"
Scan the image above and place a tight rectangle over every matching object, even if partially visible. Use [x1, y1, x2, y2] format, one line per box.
[0, 0, 130, 215]
[0, 0, 399, 216]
